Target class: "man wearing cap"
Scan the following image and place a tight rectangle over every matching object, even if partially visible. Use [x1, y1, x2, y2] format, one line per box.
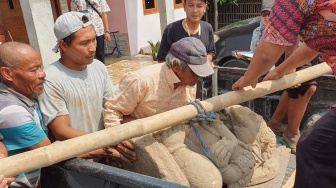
[38, 12, 136, 164]
[71, 0, 111, 64]
[104, 37, 214, 128]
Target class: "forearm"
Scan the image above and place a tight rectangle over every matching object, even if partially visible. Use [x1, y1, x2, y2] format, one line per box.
[244, 42, 286, 81]
[207, 54, 213, 62]
[101, 13, 109, 32]
[52, 126, 88, 140]
[275, 43, 319, 76]
[48, 115, 89, 141]
[0, 142, 7, 157]
[77, 148, 105, 159]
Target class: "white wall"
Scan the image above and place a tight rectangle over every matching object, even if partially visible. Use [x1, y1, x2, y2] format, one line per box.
[174, 8, 186, 20]
[125, 0, 186, 55]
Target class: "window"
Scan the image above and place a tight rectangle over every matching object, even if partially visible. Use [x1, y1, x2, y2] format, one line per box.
[174, 0, 184, 9]
[142, 0, 158, 15]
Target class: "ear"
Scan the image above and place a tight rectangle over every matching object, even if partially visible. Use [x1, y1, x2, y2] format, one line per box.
[172, 61, 180, 73]
[59, 40, 68, 52]
[0, 67, 13, 82]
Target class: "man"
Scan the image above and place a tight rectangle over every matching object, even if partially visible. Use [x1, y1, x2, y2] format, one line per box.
[39, 12, 135, 164]
[231, 0, 336, 186]
[71, 0, 111, 64]
[103, 37, 217, 186]
[104, 37, 214, 127]
[0, 41, 51, 187]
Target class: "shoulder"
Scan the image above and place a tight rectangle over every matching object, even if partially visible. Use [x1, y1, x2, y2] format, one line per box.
[44, 61, 63, 75]
[0, 92, 28, 113]
[0, 105, 33, 128]
[200, 21, 212, 28]
[166, 19, 184, 31]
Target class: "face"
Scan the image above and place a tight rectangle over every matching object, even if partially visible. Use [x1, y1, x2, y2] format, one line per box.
[261, 10, 270, 26]
[184, 0, 207, 23]
[10, 50, 46, 99]
[61, 26, 97, 70]
[173, 63, 199, 86]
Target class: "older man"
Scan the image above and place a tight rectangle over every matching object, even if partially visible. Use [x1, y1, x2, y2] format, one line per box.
[38, 12, 136, 164]
[0, 42, 51, 187]
[104, 37, 214, 127]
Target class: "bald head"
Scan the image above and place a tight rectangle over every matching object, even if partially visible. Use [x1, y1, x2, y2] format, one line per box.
[0, 41, 39, 69]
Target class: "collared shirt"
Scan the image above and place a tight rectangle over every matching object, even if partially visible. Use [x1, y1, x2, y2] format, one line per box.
[71, 0, 110, 36]
[104, 63, 196, 128]
[262, 0, 336, 73]
[0, 82, 47, 188]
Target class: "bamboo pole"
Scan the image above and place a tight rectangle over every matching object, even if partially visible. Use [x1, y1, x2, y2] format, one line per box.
[0, 62, 332, 177]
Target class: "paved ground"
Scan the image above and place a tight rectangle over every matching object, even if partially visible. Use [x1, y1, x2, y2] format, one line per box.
[104, 54, 296, 188]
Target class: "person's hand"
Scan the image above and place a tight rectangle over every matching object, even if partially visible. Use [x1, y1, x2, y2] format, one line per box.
[208, 61, 215, 68]
[232, 76, 258, 90]
[234, 52, 243, 59]
[104, 141, 136, 165]
[104, 32, 111, 42]
[262, 69, 285, 81]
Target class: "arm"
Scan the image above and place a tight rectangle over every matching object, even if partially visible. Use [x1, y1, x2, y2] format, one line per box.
[263, 43, 319, 81]
[157, 27, 170, 62]
[101, 13, 111, 42]
[0, 142, 7, 157]
[47, 115, 88, 141]
[232, 41, 286, 90]
[100, 0, 111, 42]
[104, 73, 142, 128]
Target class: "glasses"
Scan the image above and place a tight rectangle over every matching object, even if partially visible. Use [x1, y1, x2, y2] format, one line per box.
[261, 11, 270, 17]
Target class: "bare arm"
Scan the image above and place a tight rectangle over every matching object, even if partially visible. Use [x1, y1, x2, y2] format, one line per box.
[48, 115, 88, 141]
[101, 13, 111, 42]
[232, 41, 286, 90]
[263, 43, 319, 81]
[26, 137, 51, 151]
[0, 142, 7, 157]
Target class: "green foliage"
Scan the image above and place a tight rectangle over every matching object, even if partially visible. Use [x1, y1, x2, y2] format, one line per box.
[147, 40, 161, 61]
[216, 0, 239, 5]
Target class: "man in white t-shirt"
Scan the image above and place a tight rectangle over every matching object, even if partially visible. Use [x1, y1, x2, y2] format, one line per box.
[39, 12, 136, 164]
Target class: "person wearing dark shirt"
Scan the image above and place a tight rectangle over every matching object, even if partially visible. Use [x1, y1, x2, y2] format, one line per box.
[157, 0, 215, 67]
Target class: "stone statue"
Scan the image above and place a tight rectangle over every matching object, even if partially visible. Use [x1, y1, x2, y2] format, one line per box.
[122, 105, 279, 188]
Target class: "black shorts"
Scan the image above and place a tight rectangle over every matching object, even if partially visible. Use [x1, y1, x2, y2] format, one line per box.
[286, 83, 317, 99]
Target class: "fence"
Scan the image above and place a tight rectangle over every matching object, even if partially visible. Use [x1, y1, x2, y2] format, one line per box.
[206, 0, 262, 29]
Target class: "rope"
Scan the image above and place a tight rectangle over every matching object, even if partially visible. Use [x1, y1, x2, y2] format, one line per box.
[189, 99, 217, 166]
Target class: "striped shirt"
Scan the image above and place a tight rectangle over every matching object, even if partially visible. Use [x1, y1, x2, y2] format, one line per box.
[0, 82, 48, 188]
[71, 0, 110, 36]
[262, 0, 336, 73]
[104, 63, 196, 128]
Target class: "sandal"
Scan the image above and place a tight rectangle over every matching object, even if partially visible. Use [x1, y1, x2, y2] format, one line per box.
[279, 135, 297, 154]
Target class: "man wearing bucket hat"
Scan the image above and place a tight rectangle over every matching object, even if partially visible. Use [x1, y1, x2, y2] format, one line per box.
[39, 12, 136, 164]
[104, 37, 214, 128]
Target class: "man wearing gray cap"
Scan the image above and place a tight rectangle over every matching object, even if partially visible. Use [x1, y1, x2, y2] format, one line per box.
[38, 12, 136, 164]
[104, 37, 214, 128]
